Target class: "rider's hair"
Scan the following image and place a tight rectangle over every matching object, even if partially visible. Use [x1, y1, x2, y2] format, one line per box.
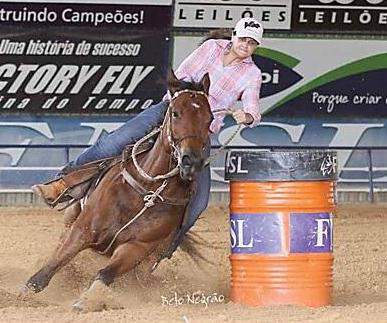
[200, 28, 231, 45]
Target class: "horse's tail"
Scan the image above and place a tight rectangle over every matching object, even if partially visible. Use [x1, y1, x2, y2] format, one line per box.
[200, 29, 232, 45]
[179, 231, 223, 268]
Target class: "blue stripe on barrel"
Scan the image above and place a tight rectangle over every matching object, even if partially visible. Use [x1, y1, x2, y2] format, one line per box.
[290, 213, 333, 253]
[230, 213, 282, 254]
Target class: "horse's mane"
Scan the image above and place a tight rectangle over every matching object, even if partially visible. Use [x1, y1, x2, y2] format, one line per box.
[168, 29, 232, 93]
[176, 79, 206, 92]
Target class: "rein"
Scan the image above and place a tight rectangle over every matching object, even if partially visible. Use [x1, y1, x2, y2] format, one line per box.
[204, 107, 243, 167]
[131, 126, 179, 181]
[204, 124, 242, 167]
[132, 89, 208, 182]
[97, 179, 169, 255]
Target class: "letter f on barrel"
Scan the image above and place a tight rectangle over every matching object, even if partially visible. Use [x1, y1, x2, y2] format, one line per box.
[315, 218, 333, 248]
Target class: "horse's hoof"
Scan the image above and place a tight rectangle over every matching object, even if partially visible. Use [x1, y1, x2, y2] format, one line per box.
[17, 284, 34, 300]
[72, 300, 84, 312]
[71, 298, 105, 313]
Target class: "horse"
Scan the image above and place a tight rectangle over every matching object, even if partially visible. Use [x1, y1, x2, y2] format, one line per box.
[20, 71, 213, 311]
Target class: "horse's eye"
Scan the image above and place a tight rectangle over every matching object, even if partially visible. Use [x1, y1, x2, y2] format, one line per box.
[172, 111, 180, 118]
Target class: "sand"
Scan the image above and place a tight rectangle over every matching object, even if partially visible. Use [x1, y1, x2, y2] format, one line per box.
[0, 204, 385, 322]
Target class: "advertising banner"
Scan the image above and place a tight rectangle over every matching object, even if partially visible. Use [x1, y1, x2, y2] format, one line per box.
[291, 0, 387, 33]
[173, 0, 292, 30]
[173, 36, 387, 118]
[1, 115, 387, 191]
[0, 1, 172, 28]
[1, 35, 387, 191]
[8, 0, 172, 5]
[172, 36, 387, 191]
[0, 1, 172, 115]
[0, 115, 126, 189]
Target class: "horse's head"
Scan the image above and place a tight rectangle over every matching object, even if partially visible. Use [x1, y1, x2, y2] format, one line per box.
[165, 70, 213, 181]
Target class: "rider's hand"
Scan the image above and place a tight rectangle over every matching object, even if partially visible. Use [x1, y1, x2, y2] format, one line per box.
[231, 110, 254, 125]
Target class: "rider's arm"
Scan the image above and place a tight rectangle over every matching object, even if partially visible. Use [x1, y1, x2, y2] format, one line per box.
[241, 71, 262, 128]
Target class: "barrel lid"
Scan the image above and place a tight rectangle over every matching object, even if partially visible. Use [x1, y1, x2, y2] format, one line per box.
[225, 150, 337, 181]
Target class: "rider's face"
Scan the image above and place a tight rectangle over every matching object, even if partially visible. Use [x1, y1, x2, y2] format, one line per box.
[231, 37, 258, 59]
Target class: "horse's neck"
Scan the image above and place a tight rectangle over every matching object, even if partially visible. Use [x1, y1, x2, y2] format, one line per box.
[139, 130, 174, 177]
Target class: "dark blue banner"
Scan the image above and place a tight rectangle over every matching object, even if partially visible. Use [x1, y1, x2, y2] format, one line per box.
[0, 2, 172, 115]
[292, 0, 387, 34]
[266, 67, 387, 118]
[0, 2, 172, 29]
[1, 117, 387, 191]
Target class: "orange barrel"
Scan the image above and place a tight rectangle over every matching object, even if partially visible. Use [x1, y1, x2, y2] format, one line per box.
[225, 150, 337, 307]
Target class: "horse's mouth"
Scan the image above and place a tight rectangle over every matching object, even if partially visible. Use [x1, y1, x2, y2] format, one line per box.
[179, 154, 204, 181]
[180, 166, 195, 181]
[180, 168, 193, 181]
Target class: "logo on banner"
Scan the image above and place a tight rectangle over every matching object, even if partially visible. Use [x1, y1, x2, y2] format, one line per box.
[0, 63, 156, 112]
[174, 0, 292, 30]
[253, 48, 303, 98]
[292, 0, 387, 32]
[0, 32, 170, 114]
[265, 53, 387, 117]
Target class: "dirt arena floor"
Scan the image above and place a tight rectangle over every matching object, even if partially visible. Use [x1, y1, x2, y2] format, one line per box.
[0, 204, 385, 322]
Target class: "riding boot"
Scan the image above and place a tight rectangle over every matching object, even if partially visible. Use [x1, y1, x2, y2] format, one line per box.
[31, 178, 69, 207]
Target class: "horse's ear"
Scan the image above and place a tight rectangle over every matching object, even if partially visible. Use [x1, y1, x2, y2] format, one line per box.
[201, 73, 210, 95]
[168, 69, 181, 96]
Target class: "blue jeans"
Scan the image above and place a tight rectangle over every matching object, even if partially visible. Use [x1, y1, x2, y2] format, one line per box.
[69, 100, 210, 254]
[72, 101, 169, 166]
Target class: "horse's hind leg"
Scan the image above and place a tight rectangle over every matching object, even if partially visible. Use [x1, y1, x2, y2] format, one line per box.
[73, 240, 156, 312]
[21, 223, 89, 294]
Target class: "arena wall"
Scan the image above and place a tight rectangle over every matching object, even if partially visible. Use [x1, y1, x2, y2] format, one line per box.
[1, 0, 387, 204]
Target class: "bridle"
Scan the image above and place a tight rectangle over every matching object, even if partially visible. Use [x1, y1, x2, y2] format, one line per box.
[166, 89, 209, 161]
[132, 89, 209, 182]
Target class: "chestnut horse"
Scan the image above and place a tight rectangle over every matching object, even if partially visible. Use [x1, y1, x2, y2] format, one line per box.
[21, 71, 212, 311]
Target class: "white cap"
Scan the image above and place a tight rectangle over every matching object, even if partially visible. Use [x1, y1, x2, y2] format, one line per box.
[233, 17, 263, 45]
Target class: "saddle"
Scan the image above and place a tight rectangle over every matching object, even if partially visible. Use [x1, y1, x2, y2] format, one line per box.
[54, 140, 154, 208]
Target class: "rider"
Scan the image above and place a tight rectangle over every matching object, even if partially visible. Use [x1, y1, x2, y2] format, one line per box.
[33, 17, 264, 257]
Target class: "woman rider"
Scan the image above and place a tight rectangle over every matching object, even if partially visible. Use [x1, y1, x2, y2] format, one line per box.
[33, 17, 264, 256]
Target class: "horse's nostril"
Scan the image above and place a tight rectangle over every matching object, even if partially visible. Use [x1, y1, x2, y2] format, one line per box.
[181, 155, 191, 167]
[198, 158, 204, 169]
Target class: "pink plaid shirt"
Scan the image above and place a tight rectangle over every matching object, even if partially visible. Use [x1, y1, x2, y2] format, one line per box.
[164, 39, 262, 134]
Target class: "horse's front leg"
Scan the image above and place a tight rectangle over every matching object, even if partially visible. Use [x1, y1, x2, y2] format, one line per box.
[63, 201, 81, 228]
[135, 230, 177, 279]
[20, 220, 90, 295]
[72, 240, 158, 312]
